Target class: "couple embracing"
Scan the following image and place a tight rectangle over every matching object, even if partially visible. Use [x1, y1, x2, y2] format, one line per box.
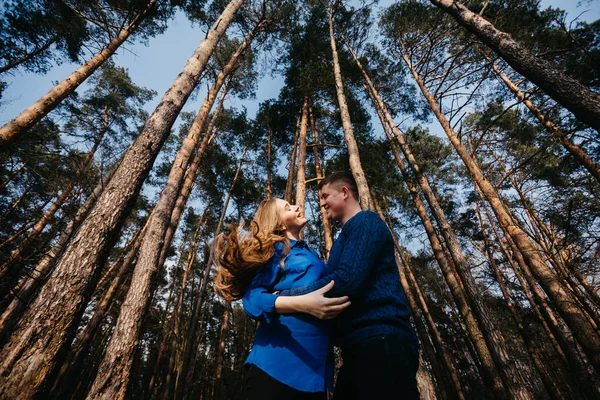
[215, 171, 419, 400]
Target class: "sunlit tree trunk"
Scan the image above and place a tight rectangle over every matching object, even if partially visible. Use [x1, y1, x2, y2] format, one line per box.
[328, 5, 373, 210]
[285, 113, 301, 203]
[295, 97, 309, 212]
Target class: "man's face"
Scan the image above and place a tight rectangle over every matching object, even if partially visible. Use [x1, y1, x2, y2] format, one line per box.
[318, 183, 347, 221]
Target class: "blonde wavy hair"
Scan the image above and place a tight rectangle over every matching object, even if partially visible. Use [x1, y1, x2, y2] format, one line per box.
[214, 199, 290, 302]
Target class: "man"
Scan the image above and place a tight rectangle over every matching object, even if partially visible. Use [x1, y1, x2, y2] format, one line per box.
[280, 171, 419, 400]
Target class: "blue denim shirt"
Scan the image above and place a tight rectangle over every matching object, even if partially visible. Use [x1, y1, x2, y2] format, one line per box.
[243, 239, 334, 392]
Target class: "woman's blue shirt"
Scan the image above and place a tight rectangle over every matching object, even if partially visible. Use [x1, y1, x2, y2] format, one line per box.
[243, 239, 333, 392]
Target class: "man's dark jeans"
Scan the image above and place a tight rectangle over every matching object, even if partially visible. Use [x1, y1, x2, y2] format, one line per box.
[333, 335, 419, 400]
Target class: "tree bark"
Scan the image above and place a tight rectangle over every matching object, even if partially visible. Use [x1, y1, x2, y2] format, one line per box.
[295, 97, 309, 212]
[285, 113, 301, 203]
[328, 5, 373, 210]
[0, 1, 158, 149]
[429, 0, 600, 133]
[48, 226, 145, 399]
[308, 106, 333, 257]
[0, 2, 242, 397]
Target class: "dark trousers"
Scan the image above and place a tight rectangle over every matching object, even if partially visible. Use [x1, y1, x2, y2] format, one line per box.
[333, 335, 419, 400]
[243, 364, 327, 400]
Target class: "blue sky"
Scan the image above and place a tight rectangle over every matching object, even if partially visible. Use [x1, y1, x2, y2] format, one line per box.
[2, 0, 598, 130]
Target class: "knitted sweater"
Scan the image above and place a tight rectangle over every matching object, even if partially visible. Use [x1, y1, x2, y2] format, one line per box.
[281, 211, 417, 348]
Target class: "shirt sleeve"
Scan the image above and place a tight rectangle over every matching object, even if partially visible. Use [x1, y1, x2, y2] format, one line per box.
[280, 212, 389, 298]
[242, 254, 283, 323]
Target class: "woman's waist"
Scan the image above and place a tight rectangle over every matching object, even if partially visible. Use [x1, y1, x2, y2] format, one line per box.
[257, 314, 331, 336]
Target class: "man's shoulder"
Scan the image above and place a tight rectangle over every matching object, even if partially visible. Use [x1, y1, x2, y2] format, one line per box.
[348, 211, 387, 230]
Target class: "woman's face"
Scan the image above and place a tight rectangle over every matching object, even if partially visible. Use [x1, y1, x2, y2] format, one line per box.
[275, 198, 307, 233]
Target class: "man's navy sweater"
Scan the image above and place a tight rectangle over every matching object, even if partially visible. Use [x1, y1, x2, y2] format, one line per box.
[281, 210, 417, 348]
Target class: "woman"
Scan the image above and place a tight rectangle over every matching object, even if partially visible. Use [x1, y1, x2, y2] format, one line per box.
[215, 198, 350, 400]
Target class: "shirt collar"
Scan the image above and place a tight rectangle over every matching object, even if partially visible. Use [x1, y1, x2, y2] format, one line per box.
[289, 239, 308, 249]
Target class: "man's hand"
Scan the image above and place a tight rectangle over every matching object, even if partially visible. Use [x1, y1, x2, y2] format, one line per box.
[274, 280, 350, 320]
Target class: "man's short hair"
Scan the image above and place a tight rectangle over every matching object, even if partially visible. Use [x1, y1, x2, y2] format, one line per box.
[318, 171, 359, 200]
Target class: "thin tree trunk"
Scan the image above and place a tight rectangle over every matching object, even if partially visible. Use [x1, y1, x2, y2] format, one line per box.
[295, 97, 309, 212]
[328, 5, 373, 210]
[285, 113, 301, 203]
[266, 126, 272, 199]
[0, 1, 157, 149]
[429, 0, 600, 133]
[0, 36, 58, 74]
[0, 2, 242, 396]
[401, 39, 600, 377]
[211, 304, 231, 399]
[481, 52, 600, 184]
[308, 106, 333, 257]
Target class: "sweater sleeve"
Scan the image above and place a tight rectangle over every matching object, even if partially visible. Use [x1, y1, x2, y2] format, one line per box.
[280, 212, 389, 297]
[242, 254, 282, 323]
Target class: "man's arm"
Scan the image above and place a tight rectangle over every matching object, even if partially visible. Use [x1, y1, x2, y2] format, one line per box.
[243, 257, 351, 322]
[280, 213, 388, 298]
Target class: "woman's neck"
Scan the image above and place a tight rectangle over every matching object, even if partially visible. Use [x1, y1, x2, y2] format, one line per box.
[286, 230, 301, 241]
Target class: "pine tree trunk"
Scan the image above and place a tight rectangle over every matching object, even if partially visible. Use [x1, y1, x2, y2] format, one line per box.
[400, 44, 600, 380]
[308, 107, 333, 256]
[429, 0, 600, 133]
[0, 2, 242, 397]
[328, 6, 373, 210]
[285, 113, 301, 203]
[266, 126, 272, 199]
[211, 304, 231, 399]
[295, 97, 309, 211]
[481, 53, 600, 184]
[48, 226, 144, 399]
[0, 1, 158, 149]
